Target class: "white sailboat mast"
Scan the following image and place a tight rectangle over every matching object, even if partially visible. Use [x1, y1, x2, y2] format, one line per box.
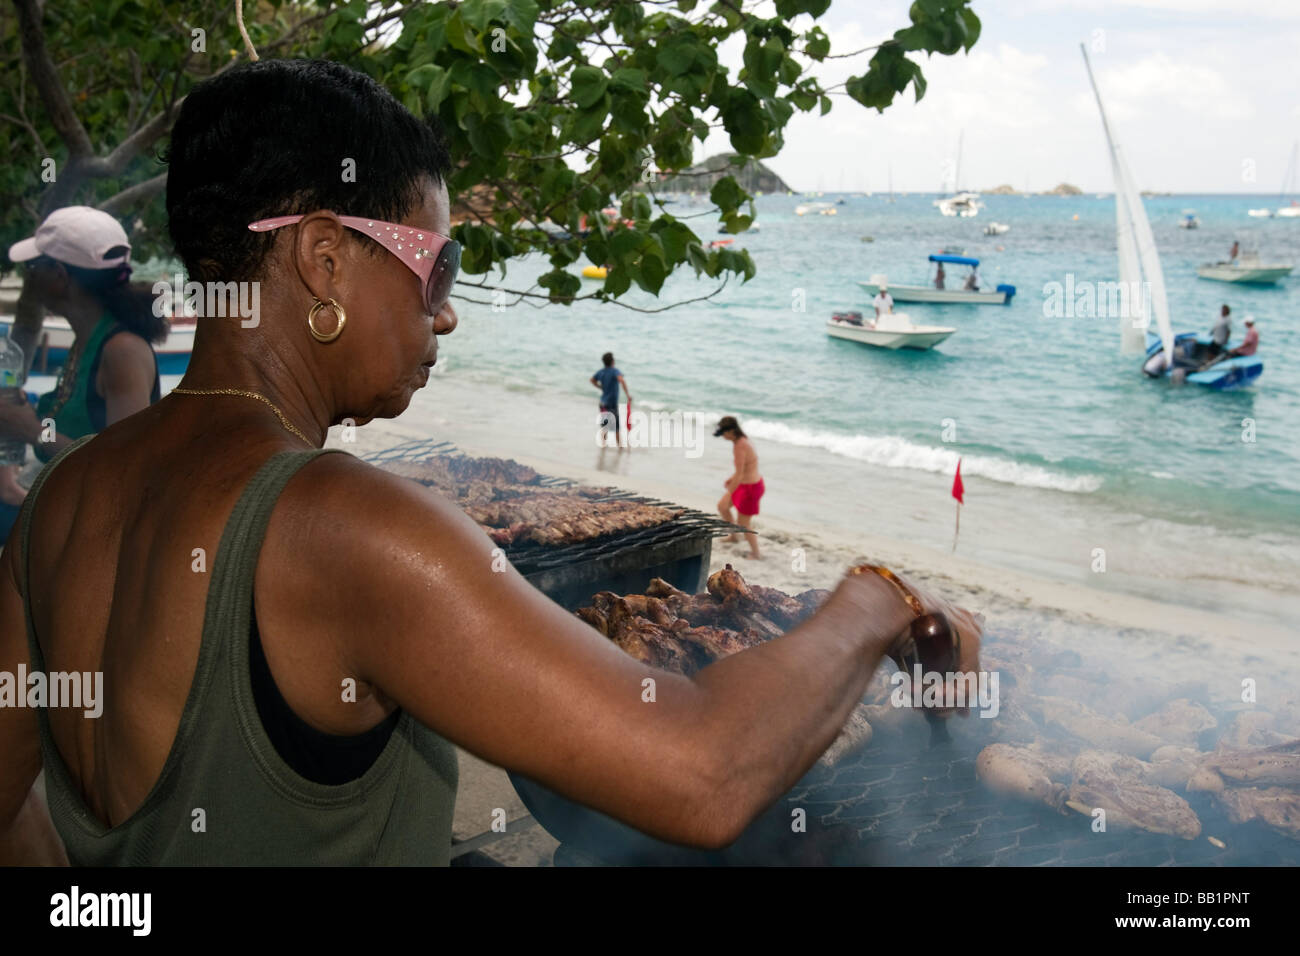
[1081, 43, 1174, 358]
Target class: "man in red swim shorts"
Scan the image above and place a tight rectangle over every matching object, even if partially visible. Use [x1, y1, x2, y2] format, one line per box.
[715, 415, 764, 560]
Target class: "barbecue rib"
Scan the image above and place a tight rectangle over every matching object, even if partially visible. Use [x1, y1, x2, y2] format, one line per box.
[1067, 750, 1201, 839]
[379, 455, 678, 547]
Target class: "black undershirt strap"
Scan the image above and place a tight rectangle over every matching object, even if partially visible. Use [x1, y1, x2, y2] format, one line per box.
[248, 603, 400, 786]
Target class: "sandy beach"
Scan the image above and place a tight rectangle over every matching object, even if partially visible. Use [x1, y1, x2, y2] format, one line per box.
[320, 368, 1300, 865]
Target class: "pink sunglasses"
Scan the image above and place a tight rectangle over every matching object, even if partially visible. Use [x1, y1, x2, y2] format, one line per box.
[248, 213, 461, 314]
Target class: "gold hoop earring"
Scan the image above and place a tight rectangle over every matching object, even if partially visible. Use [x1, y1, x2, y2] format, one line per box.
[308, 297, 346, 343]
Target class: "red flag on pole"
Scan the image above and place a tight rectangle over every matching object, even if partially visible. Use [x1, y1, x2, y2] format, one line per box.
[951, 458, 964, 552]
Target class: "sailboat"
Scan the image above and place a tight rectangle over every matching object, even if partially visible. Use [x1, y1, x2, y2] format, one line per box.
[1081, 44, 1261, 390]
[933, 131, 982, 218]
[1276, 143, 1299, 218]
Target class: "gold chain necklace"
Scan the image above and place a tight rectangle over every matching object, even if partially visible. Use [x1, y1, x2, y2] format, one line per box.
[47, 334, 90, 419]
[171, 387, 315, 446]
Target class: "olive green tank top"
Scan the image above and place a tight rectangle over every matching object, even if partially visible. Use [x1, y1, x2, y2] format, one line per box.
[19, 438, 458, 864]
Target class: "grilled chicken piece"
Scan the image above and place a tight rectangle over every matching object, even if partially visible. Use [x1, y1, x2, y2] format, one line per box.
[746, 584, 809, 630]
[976, 743, 1072, 811]
[673, 623, 766, 662]
[576, 606, 609, 636]
[1146, 746, 1203, 790]
[819, 704, 874, 768]
[863, 702, 927, 734]
[1217, 711, 1297, 751]
[1202, 739, 1300, 787]
[1068, 750, 1201, 839]
[1028, 696, 1165, 758]
[1213, 787, 1300, 838]
[645, 578, 688, 601]
[794, 588, 832, 618]
[609, 616, 700, 674]
[706, 565, 754, 605]
[1133, 698, 1217, 747]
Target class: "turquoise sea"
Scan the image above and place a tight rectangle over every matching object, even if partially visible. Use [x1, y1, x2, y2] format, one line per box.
[444, 192, 1300, 544]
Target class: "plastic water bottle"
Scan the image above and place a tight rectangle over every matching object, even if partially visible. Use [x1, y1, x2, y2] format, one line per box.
[0, 327, 28, 466]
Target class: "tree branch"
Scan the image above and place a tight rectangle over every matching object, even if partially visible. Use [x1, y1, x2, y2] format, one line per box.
[96, 171, 168, 215]
[11, 0, 94, 158]
[77, 98, 184, 178]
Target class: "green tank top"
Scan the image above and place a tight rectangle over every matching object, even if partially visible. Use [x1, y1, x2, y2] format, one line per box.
[35, 314, 117, 441]
[19, 438, 459, 864]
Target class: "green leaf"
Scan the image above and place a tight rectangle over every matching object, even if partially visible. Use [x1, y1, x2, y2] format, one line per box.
[465, 112, 513, 160]
[571, 96, 610, 143]
[804, 26, 830, 60]
[819, 94, 833, 115]
[637, 253, 666, 294]
[657, 40, 696, 76]
[721, 88, 766, 154]
[709, 175, 747, 214]
[539, 267, 581, 301]
[569, 65, 608, 108]
[609, 68, 648, 94]
[960, 9, 981, 50]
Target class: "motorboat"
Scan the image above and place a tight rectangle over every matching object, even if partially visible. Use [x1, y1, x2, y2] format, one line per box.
[1196, 254, 1293, 284]
[934, 191, 982, 218]
[825, 310, 956, 350]
[983, 221, 1010, 235]
[795, 201, 835, 216]
[1082, 44, 1261, 390]
[858, 256, 1016, 304]
[1178, 211, 1200, 229]
[1248, 208, 1273, 218]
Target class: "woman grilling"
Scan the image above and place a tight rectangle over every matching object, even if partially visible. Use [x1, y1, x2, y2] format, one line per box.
[0, 59, 982, 865]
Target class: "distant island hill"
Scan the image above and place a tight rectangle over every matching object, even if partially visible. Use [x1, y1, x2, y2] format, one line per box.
[983, 183, 1083, 196]
[646, 153, 793, 195]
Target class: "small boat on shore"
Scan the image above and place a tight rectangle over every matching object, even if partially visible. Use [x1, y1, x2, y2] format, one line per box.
[858, 256, 1016, 305]
[1197, 256, 1294, 285]
[825, 311, 956, 350]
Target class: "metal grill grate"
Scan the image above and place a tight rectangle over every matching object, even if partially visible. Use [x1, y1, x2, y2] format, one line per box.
[363, 439, 748, 576]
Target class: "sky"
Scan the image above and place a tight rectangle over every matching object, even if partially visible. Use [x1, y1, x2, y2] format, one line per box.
[691, 0, 1300, 195]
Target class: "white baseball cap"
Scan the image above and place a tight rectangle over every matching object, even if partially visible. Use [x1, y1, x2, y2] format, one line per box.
[8, 205, 131, 270]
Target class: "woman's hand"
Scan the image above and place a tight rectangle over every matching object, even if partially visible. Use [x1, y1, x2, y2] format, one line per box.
[0, 393, 40, 446]
[0, 465, 26, 507]
[878, 569, 984, 716]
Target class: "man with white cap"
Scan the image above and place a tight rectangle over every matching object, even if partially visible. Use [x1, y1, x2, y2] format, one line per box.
[0, 206, 163, 537]
[872, 282, 894, 321]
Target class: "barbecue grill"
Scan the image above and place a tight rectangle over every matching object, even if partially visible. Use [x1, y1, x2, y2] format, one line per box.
[365, 438, 755, 862]
[363, 437, 746, 606]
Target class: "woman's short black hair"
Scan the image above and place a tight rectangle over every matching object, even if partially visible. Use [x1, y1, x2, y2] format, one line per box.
[165, 59, 452, 283]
